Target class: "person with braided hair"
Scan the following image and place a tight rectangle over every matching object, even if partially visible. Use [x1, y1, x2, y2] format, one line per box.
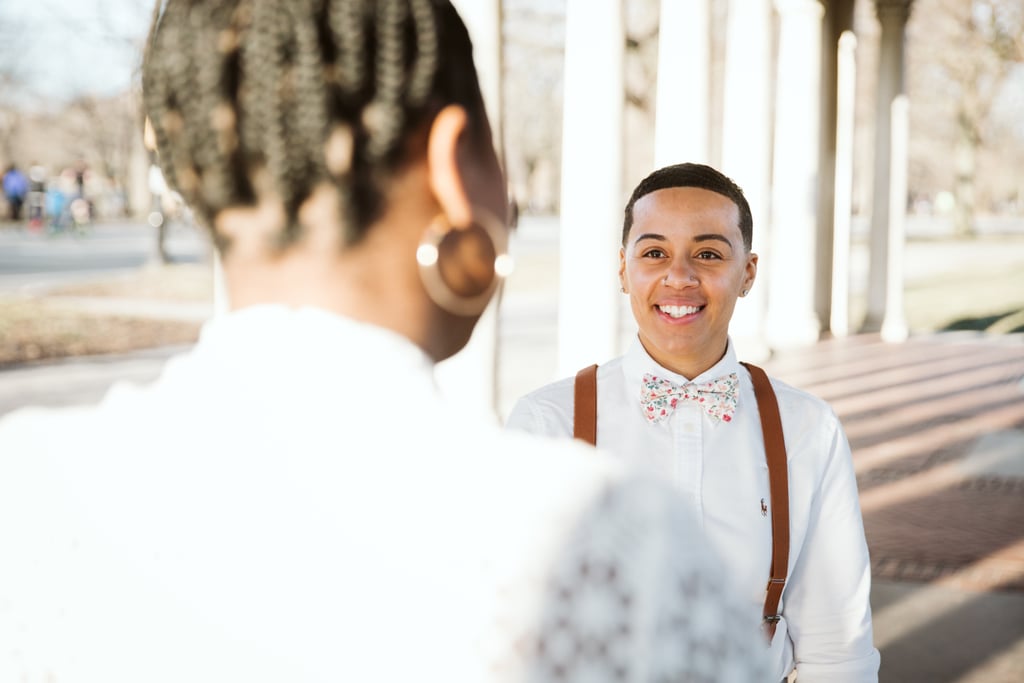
[0, 2, 768, 681]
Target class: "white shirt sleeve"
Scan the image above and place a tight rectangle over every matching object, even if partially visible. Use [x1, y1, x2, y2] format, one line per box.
[505, 385, 574, 439]
[783, 410, 880, 682]
[515, 476, 771, 683]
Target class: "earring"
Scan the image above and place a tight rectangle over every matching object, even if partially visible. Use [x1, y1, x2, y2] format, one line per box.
[741, 288, 749, 297]
[416, 207, 514, 317]
[620, 286, 627, 293]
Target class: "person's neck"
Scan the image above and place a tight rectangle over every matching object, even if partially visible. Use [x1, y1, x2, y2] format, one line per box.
[215, 178, 472, 363]
[642, 339, 729, 381]
[222, 235, 446, 352]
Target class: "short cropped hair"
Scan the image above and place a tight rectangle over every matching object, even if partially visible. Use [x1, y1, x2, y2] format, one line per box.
[621, 163, 753, 251]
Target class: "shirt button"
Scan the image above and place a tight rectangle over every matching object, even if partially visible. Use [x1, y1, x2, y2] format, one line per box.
[683, 422, 697, 434]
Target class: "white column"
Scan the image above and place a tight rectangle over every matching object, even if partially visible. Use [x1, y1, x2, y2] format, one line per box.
[436, 0, 503, 415]
[654, 0, 710, 167]
[765, 0, 824, 349]
[721, 0, 773, 361]
[557, 0, 624, 375]
[881, 94, 909, 342]
[830, 30, 857, 337]
[863, 0, 912, 331]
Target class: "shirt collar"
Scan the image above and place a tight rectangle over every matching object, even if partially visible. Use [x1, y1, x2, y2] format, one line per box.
[623, 335, 741, 386]
[196, 304, 436, 384]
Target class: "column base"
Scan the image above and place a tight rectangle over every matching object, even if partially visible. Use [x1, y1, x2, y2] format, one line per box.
[859, 312, 884, 334]
[880, 315, 909, 343]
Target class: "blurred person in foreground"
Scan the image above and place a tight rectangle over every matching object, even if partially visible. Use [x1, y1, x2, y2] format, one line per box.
[0, 2, 768, 681]
[508, 163, 880, 682]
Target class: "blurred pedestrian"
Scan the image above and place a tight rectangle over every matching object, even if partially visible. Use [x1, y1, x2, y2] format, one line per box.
[73, 158, 87, 199]
[27, 163, 46, 229]
[0, 2, 768, 682]
[45, 179, 66, 231]
[2, 164, 28, 221]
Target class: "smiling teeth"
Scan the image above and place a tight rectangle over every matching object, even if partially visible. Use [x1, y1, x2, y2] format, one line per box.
[659, 305, 701, 318]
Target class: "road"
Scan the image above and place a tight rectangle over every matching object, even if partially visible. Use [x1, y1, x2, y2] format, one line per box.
[0, 220, 210, 293]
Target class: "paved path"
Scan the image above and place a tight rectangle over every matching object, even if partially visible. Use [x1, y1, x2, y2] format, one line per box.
[762, 332, 1024, 682]
[0, 219, 209, 293]
[765, 333, 1024, 593]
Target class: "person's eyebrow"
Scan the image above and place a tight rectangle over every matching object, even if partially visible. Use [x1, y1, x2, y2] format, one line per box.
[694, 233, 734, 249]
[633, 232, 734, 249]
[632, 233, 667, 245]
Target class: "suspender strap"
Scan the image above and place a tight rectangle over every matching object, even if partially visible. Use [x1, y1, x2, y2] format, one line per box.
[573, 364, 598, 445]
[741, 362, 790, 642]
[573, 361, 789, 641]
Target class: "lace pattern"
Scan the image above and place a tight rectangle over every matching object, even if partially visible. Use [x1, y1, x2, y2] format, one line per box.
[489, 477, 769, 683]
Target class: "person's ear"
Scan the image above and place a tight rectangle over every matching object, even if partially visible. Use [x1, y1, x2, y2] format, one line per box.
[618, 246, 628, 292]
[742, 252, 758, 293]
[426, 105, 473, 227]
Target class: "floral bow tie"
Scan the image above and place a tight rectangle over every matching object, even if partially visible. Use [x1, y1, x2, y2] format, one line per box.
[640, 372, 739, 424]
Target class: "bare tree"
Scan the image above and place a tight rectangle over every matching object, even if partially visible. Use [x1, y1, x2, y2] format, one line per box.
[65, 92, 141, 216]
[910, 0, 1024, 235]
[502, 2, 566, 213]
[0, 15, 30, 166]
[501, 0, 662, 213]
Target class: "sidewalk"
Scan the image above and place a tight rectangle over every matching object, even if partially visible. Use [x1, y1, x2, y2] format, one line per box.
[763, 332, 1024, 682]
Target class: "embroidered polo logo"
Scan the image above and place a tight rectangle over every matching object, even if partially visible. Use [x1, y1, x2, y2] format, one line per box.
[761, 498, 768, 517]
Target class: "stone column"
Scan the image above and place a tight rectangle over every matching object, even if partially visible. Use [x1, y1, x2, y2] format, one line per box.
[765, 0, 824, 350]
[436, 0, 504, 415]
[721, 0, 773, 361]
[815, 2, 852, 332]
[881, 94, 910, 342]
[863, 0, 913, 332]
[654, 0, 710, 166]
[831, 30, 857, 337]
[557, 0, 624, 375]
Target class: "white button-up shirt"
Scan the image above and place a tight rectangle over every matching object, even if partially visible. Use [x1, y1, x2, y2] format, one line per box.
[0, 306, 770, 682]
[508, 338, 880, 683]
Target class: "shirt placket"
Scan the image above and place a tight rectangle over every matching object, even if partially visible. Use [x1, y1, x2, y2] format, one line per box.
[673, 402, 705, 528]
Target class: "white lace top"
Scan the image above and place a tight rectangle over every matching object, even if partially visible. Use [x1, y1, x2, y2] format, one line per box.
[0, 306, 768, 682]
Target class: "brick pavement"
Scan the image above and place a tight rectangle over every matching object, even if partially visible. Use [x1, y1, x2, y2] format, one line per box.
[763, 332, 1024, 593]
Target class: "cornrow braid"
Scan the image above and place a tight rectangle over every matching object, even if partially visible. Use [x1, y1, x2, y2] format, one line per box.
[365, 0, 409, 162]
[143, 0, 489, 253]
[255, 0, 307, 243]
[328, 0, 368, 97]
[406, 0, 439, 105]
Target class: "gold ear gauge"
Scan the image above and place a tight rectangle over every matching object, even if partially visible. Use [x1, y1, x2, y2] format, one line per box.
[416, 207, 514, 317]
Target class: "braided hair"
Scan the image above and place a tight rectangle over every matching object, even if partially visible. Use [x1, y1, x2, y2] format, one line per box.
[142, 0, 487, 252]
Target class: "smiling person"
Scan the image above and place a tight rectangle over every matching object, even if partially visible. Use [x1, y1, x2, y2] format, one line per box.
[508, 162, 880, 682]
[0, 6, 771, 683]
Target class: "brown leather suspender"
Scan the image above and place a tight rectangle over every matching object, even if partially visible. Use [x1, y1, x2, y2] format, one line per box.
[740, 361, 790, 641]
[573, 361, 789, 642]
[573, 364, 599, 444]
